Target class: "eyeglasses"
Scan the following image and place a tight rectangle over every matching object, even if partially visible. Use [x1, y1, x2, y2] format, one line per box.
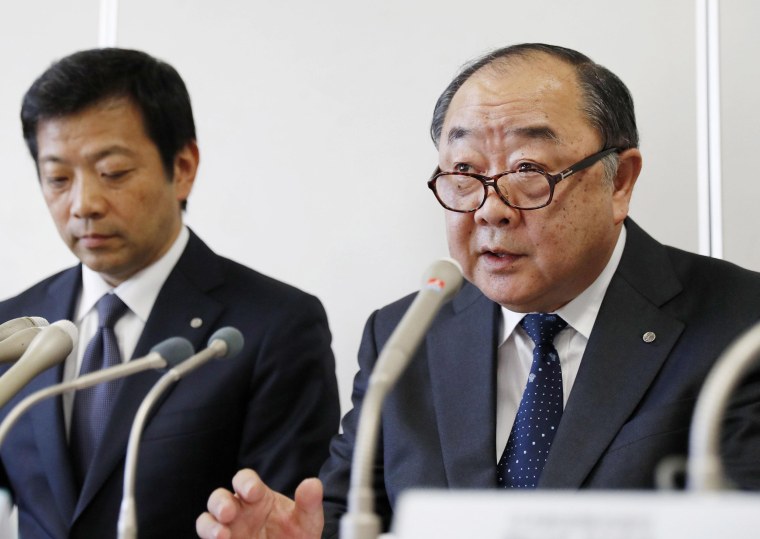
[427, 147, 619, 213]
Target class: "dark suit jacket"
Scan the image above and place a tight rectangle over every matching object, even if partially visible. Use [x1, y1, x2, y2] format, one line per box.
[0, 230, 340, 539]
[319, 219, 760, 537]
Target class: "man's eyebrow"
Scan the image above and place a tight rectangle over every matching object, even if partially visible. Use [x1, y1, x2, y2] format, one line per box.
[37, 155, 66, 165]
[446, 127, 471, 144]
[38, 145, 136, 165]
[506, 125, 561, 143]
[88, 146, 137, 161]
[445, 125, 561, 145]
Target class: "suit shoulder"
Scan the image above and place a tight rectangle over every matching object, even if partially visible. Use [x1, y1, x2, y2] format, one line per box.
[373, 290, 417, 322]
[666, 245, 760, 291]
[210, 255, 326, 312]
[0, 267, 78, 316]
[181, 233, 323, 307]
[370, 281, 486, 330]
[621, 220, 760, 312]
[660, 246, 760, 324]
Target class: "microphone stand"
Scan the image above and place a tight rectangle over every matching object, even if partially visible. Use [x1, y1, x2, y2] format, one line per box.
[688, 320, 760, 490]
[0, 357, 161, 447]
[340, 260, 462, 539]
[118, 328, 243, 539]
[0, 337, 192, 448]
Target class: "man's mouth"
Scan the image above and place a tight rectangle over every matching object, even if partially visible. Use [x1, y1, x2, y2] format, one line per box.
[481, 246, 518, 257]
[77, 233, 116, 248]
[480, 248, 522, 265]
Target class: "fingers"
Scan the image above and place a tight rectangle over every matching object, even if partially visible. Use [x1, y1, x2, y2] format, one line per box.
[196, 486, 241, 539]
[293, 477, 325, 536]
[206, 486, 242, 524]
[294, 477, 323, 513]
[196, 509, 231, 539]
[196, 470, 324, 539]
[231, 468, 268, 504]
[196, 471, 263, 539]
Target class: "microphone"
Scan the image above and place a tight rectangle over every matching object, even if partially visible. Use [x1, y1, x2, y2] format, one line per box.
[0, 317, 49, 363]
[0, 316, 48, 342]
[0, 327, 45, 364]
[118, 327, 244, 539]
[688, 320, 760, 490]
[341, 258, 464, 539]
[0, 320, 78, 409]
[0, 336, 194, 447]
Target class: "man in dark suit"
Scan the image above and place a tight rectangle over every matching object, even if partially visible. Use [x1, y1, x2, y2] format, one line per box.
[196, 44, 760, 539]
[0, 48, 340, 538]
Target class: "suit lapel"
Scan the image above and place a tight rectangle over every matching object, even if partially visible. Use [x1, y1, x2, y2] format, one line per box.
[73, 232, 225, 518]
[27, 267, 82, 524]
[428, 283, 500, 488]
[539, 275, 684, 486]
[29, 366, 79, 527]
[540, 219, 685, 487]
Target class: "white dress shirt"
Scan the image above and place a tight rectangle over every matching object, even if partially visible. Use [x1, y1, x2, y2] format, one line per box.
[62, 226, 190, 435]
[495, 225, 627, 460]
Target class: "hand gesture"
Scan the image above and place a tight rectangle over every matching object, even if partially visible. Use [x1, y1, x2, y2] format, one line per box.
[196, 469, 325, 539]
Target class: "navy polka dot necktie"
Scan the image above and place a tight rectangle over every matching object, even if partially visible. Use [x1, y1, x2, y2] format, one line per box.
[497, 313, 567, 488]
[70, 293, 129, 487]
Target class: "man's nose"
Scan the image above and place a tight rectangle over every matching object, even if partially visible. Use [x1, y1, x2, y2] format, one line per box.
[70, 174, 106, 219]
[474, 185, 520, 226]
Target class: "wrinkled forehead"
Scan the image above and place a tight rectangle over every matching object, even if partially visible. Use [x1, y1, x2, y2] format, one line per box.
[441, 55, 592, 147]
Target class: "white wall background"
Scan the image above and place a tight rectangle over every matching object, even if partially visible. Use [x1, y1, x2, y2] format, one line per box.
[720, 0, 760, 269]
[1, 0, 756, 413]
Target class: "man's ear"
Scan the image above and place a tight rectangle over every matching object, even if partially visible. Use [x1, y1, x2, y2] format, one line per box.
[172, 140, 199, 204]
[611, 148, 642, 225]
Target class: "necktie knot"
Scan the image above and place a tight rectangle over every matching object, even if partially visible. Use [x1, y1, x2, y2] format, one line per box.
[96, 293, 128, 329]
[520, 313, 567, 347]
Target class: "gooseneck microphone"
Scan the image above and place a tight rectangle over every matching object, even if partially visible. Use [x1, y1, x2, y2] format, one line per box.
[0, 317, 49, 363]
[340, 259, 464, 539]
[117, 327, 245, 539]
[0, 316, 48, 342]
[0, 336, 194, 448]
[0, 327, 44, 364]
[0, 320, 78, 409]
[688, 320, 760, 490]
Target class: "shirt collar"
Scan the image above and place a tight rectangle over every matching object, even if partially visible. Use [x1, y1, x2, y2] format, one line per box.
[77, 226, 190, 322]
[499, 224, 627, 344]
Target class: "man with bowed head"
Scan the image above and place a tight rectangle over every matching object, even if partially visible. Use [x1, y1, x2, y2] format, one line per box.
[197, 43, 760, 539]
[0, 48, 339, 538]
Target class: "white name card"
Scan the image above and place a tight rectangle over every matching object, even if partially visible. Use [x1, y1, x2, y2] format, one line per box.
[392, 490, 760, 539]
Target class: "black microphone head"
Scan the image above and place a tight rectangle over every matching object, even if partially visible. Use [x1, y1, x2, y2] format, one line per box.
[208, 327, 244, 359]
[150, 337, 194, 367]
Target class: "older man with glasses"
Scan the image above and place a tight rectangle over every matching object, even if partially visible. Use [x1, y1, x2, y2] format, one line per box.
[197, 43, 760, 539]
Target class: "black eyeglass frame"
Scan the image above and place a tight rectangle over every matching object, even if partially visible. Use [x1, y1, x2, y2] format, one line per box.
[427, 147, 620, 212]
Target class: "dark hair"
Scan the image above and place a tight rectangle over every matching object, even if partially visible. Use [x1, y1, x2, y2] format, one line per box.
[21, 48, 196, 181]
[430, 43, 639, 155]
